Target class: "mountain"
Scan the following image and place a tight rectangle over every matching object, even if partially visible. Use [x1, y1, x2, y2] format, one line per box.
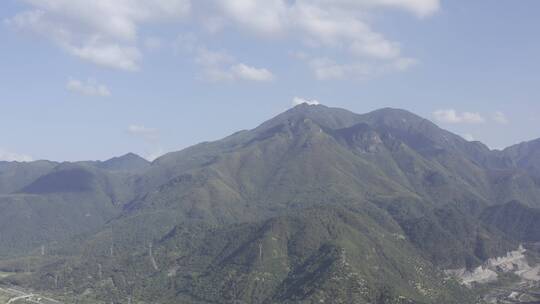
[502, 138, 540, 177]
[0, 154, 148, 257]
[28, 207, 472, 304]
[1, 104, 539, 304]
[0, 160, 57, 194]
[480, 200, 540, 242]
[97, 153, 151, 172]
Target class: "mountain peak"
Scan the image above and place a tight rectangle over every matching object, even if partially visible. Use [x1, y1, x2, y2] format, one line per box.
[290, 101, 325, 109]
[100, 152, 150, 172]
[120, 152, 146, 160]
[286, 102, 334, 116]
[257, 103, 362, 131]
[269, 105, 431, 132]
[361, 107, 429, 125]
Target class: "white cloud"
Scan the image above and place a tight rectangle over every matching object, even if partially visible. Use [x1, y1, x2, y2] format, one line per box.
[0, 148, 33, 162]
[194, 46, 235, 67]
[231, 64, 274, 82]
[67, 43, 142, 71]
[216, 0, 288, 36]
[201, 62, 274, 83]
[306, 56, 416, 80]
[433, 109, 486, 124]
[213, 0, 437, 79]
[66, 78, 111, 97]
[492, 111, 509, 124]
[6, 0, 190, 71]
[210, 0, 437, 78]
[293, 4, 400, 58]
[127, 124, 159, 142]
[6, 0, 438, 76]
[176, 39, 274, 83]
[215, 0, 439, 40]
[305, 59, 372, 81]
[351, 0, 440, 17]
[292, 97, 320, 106]
[462, 134, 475, 141]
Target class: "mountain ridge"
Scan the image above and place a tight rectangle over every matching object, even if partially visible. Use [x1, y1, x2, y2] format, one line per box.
[1, 105, 536, 166]
[1, 104, 539, 304]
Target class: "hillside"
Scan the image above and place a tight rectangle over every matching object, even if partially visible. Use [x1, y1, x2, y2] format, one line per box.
[0, 104, 539, 303]
[0, 154, 148, 257]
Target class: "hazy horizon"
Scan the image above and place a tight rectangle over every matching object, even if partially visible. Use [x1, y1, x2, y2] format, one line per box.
[1, 104, 534, 163]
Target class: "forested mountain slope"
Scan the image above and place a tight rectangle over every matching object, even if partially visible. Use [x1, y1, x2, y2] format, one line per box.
[1, 104, 539, 304]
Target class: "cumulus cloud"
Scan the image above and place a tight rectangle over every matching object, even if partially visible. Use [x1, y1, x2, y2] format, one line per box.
[306, 56, 416, 80]
[215, 0, 439, 41]
[292, 97, 320, 106]
[5, 0, 190, 71]
[210, 0, 437, 79]
[0, 148, 33, 162]
[6, 0, 438, 76]
[202, 63, 274, 83]
[14, 15, 143, 70]
[354, 0, 440, 17]
[301, 55, 417, 80]
[433, 109, 486, 124]
[68, 43, 142, 71]
[492, 111, 509, 124]
[175, 37, 274, 82]
[231, 64, 274, 82]
[216, 0, 288, 36]
[210, 0, 436, 78]
[66, 79, 111, 97]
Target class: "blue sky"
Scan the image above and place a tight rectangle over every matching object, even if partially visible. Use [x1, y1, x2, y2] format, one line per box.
[1, 0, 539, 161]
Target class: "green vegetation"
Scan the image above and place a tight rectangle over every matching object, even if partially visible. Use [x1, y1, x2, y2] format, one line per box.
[0, 272, 14, 279]
[0, 105, 539, 303]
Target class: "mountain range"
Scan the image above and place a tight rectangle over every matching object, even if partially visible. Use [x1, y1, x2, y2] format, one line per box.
[1, 104, 539, 304]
